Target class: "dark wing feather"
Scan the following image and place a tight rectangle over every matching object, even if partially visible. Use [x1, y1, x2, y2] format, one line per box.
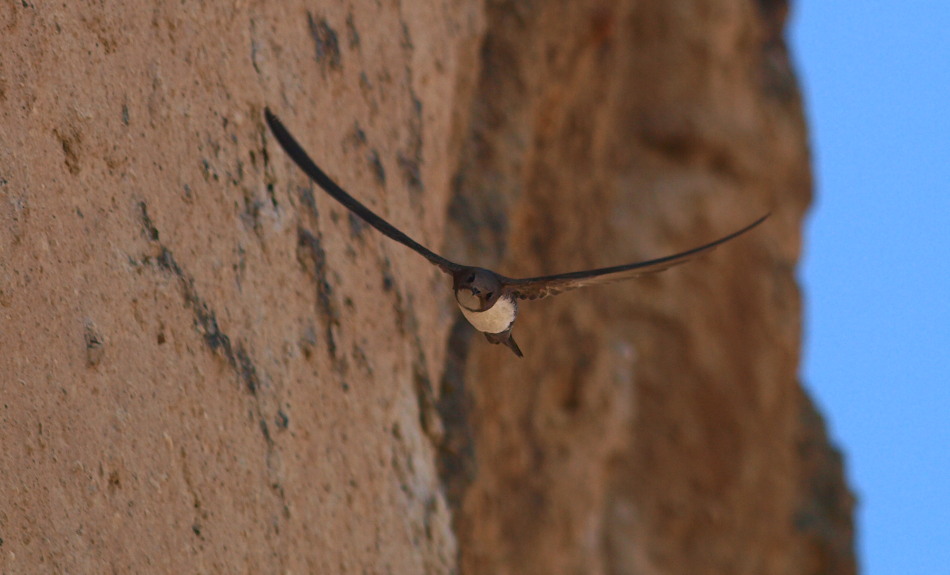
[505, 213, 769, 300]
[265, 108, 462, 275]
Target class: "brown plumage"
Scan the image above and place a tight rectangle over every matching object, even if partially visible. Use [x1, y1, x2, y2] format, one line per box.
[265, 108, 768, 358]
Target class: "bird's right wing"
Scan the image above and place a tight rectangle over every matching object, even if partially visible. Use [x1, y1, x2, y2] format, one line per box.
[265, 108, 463, 275]
[505, 213, 769, 300]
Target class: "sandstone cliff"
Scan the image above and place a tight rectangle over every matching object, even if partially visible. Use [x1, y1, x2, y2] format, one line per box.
[0, 1, 854, 574]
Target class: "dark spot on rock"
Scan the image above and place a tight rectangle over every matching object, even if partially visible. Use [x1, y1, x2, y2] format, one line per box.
[359, 71, 372, 95]
[137, 208, 262, 391]
[297, 228, 340, 359]
[351, 123, 368, 145]
[236, 345, 261, 395]
[397, 152, 423, 195]
[200, 158, 219, 182]
[276, 410, 290, 430]
[266, 181, 278, 209]
[368, 149, 386, 185]
[299, 324, 318, 359]
[400, 21, 414, 51]
[229, 159, 246, 187]
[307, 13, 342, 71]
[381, 269, 395, 292]
[259, 418, 272, 444]
[183, 287, 231, 355]
[138, 201, 160, 241]
[54, 126, 82, 175]
[352, 344, 373, 375]
[348, 212, 367, 239]
[84, 323, 105, 367]
[345, 12, 360, 49]
[414, 361, 442, 442]
[241, 189, 265, 237]
[297, 185, 319, 220]
[397, 94, 425, 196]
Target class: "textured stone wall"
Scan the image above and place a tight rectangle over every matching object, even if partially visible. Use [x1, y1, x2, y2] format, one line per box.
[444, 2, 854, 574]
[0, 1, 853, 573]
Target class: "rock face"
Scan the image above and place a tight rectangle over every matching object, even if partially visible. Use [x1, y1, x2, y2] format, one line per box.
[0, 1, 854, 574]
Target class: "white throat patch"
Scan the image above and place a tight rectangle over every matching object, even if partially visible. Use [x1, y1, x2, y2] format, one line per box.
[458, 295, 517, 334]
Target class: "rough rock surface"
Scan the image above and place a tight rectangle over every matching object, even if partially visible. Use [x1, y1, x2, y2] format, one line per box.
[0, 1, 854, 574]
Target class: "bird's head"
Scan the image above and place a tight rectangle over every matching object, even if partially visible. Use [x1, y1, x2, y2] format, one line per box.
[454, 268, 502, 312]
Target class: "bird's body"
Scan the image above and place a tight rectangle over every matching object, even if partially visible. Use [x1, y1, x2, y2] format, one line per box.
[458, 291, 517, 335]
[265, 108, 768, 358]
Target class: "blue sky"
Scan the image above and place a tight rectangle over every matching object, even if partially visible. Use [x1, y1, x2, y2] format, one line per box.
[791, 3, 950, 574]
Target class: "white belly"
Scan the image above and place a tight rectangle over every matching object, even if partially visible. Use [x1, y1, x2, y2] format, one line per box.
[459, 296, 516, 334]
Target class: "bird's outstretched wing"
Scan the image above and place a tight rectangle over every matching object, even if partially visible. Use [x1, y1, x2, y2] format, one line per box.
[505, 213, 769, 300]
[265, 108, 463, 275]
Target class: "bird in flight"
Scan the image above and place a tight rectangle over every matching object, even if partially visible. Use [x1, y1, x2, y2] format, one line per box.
[265, 108, 768, 358]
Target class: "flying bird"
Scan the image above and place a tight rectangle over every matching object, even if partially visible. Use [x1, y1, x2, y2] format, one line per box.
[265, 108, 768, 358]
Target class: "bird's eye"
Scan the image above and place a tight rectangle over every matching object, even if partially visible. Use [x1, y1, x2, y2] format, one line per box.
[467, 274, 476, 283]
[485, 292, 493, 299]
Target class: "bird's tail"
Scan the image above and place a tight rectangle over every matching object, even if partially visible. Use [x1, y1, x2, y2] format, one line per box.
[485, 330, 523, 358]
[506, 334, 524, 358]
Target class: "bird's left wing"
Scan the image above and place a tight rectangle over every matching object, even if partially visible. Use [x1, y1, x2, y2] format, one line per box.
[505, 213, 769, 300]
[265, 108, 463, 275]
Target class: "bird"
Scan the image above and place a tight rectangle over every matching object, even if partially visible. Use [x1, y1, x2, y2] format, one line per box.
[264, 108, 768, 358]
